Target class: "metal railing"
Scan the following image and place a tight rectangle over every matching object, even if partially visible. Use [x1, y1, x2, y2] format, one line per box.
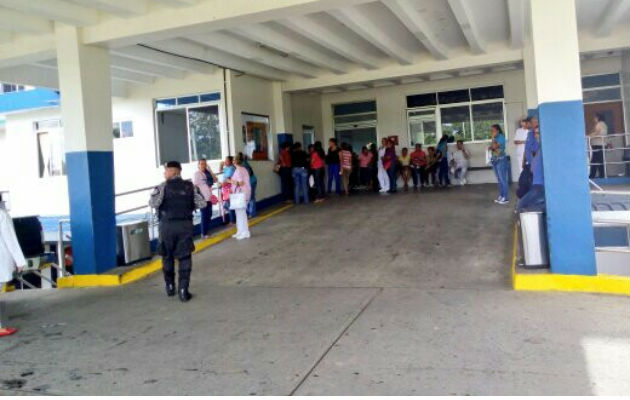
[586, 132, 630, 179]
[591, 189, 630, 254]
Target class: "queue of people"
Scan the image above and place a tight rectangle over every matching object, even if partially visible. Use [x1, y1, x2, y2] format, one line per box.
[276, 135, 472, 203]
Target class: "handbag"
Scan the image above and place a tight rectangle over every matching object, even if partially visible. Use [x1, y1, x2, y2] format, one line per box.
[485, 149, 493, 166]
[229, 188, 247, 210]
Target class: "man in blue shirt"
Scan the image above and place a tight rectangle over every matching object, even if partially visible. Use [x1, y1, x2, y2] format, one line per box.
[517, 127, 545, 211]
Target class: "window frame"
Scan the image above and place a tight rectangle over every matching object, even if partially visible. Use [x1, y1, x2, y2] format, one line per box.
[241, 112, 272, 161]
[581, 73, 624, 105]
[113, 120, 134, 139]
[407, 98, 507, 146]
[153, 92, 225, 167]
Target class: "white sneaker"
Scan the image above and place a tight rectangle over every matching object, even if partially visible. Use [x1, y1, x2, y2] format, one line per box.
[497, 199, 510, 205]
[494, 197, 504, 203]
[231, 233, 239, 238]
[236, 232, 250, 240]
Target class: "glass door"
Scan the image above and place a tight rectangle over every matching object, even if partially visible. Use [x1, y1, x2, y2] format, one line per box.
[408, 108, 438, 146]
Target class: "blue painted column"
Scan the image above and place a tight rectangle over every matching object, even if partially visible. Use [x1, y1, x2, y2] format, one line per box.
[56, 24, 116, 275]
[527, 0, 596, 275]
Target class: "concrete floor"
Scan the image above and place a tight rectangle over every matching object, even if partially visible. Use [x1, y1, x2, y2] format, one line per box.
[1, 184, 629, 395]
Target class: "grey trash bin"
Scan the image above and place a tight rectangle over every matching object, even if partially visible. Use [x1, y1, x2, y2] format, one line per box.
[519, 211, 549, 268]
[117, 220, 151, 265]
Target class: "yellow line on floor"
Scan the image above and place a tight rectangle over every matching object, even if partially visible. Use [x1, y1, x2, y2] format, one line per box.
[57, 204, 293, 289]
[511, 223, 630, 296]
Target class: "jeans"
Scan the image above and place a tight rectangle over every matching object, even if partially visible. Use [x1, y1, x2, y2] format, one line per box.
[359, 167, 371, 186]
[438, 157, 450, 186]
[517, 184, 545, 212]
[341, 168, 351, 194]
[411, 166, 426, 187]
[292, 167, 309, 204]
[327, 164, 341, 194]
[247, 181, 257, 218]
[199, 203, 213, 236]
[279, 167, 293, 201]
[589, 145, 605, 178]
[387, 165, 397, 192]
[493, 156, 510, 200]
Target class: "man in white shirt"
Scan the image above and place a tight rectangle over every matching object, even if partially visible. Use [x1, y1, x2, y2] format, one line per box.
[0, 194, 25, 337]
[450, 140, 470, 185]
[588, 113, 608, 179]
[514, 118, 529, 174]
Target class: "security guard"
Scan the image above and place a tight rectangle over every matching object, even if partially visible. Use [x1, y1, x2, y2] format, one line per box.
[149, 161, 206, 302]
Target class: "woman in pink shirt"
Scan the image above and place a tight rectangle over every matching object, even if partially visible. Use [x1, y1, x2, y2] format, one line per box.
[339, 142, 353, 196]
[358, 146, 373, 188]
[192, 159, 218, 237]
[228, 157, 251, 240]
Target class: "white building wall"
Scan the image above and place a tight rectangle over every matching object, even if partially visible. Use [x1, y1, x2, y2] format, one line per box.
[291, 93, 324, 143]
[319, 69, 527, 183]
[228, 71, 281, 202]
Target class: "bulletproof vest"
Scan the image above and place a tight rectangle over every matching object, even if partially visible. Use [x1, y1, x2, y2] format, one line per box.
[159, 178, 195, 221]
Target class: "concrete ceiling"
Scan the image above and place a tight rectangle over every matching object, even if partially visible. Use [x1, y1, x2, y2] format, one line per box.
[0, 0, 628, 96]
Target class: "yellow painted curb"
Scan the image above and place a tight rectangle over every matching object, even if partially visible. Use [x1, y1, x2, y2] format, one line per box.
[511, 223, 630, 296]
[58, 204, 293, 289]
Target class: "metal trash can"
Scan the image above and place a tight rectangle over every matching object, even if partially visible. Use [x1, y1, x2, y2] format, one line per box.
[116, 220, 151, 265]
[519, 211, 549, 268]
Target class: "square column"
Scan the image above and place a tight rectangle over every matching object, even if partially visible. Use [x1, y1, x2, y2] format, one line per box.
[527, 0, 596, 275]
[55, 24, 116, 274]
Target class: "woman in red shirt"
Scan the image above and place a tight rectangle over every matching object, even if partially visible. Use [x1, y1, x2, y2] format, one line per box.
[358, 146, 373, 188]
[339, 142, 353, 196]
[310, 141, 326, 202]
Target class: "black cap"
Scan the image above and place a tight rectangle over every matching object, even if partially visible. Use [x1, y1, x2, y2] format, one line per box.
[165, 161, 182, 170]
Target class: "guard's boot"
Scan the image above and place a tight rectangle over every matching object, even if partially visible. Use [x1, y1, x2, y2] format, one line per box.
[179, 287, 192, 302]
[165, 282, 175, 297]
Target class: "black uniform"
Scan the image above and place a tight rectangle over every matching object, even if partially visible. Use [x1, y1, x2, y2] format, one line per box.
[150, 177, 206, 298]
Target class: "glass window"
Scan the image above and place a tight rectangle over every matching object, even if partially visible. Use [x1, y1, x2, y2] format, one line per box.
[582, 74, 620, 89]
[408, 109, 437, 146]
[155, 98, 176, 109]
[583, 87, 622, 103]
[37, 130, 65, 178]
[333, 112, 378, 125]
[120, 121, 134, 138]
[188, 105, 221, 161]
[333, 101, 377, 116]
[440, 106, 471, 142]
[200, 92, 221, 102]
[471, 85, 504, 101]
[407, 93, 437, 108]
[438, 89, 470, 104]
[177, 95, 199, 105]
[241, 113, 270, 161]
[471, 102, 504, 141]
[157, 109, 190, 164]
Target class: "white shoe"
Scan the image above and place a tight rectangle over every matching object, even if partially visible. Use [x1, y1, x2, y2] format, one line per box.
[494, 197, 503, 203]
[497, 199, 510, 205]
[232, 233, 239, 238]
[236, 232, 250, 240]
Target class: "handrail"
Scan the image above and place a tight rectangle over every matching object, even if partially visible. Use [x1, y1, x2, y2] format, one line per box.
[586, 132, 630, 179]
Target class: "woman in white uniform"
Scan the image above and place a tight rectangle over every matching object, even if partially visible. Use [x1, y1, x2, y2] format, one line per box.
[377, 138, 390, 193]
[0, 194, 25, 336]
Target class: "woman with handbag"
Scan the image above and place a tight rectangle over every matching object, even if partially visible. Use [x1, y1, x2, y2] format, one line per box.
[228, 156, 252, 240]
[192, 158, 218, 238]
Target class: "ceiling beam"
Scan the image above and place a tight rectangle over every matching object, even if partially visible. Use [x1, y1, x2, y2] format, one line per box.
[110, 55, 186, 79]
[329, 7, 413, 65]
[382, 0, 448, 60]
[0, 8, 53, 34]
[148, 38, 288, 81]
[595, 0, 630, 37]
[283, 48, 522, 91]
[189, 32, 321, 78]
[506, 0, 525, 48]
[0, 0, 100, 26]
[234, 24, 350, 74]
[0, 35, 56, 68]
[72, 0, 150, 17]
[112, 46, 215, 75]
[33, 59, 156, 85]
[447, 0, 486, 54]
[81, 0, 374, 47]
[0, 64, 128, 97]
[152, 0, 197, 7]
[279, 16, 381, 69]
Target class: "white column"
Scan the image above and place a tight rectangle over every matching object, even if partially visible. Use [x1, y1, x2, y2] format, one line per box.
[527, 0, 596, 275]
[55, 23, 117, 274]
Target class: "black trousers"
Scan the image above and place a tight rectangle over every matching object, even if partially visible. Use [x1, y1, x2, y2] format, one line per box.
[159, 220, 195, 289]
[279, 167, 293, 200]
[589, 145, 605, 178]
